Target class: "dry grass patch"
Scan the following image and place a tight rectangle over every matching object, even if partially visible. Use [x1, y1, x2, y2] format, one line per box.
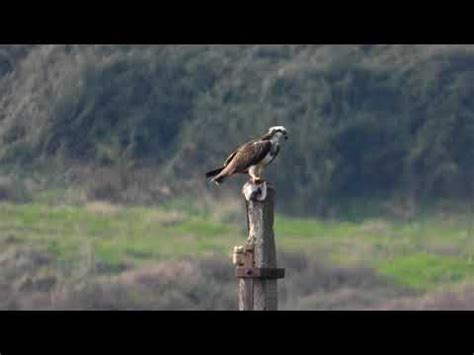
[85, 201, 122, 216]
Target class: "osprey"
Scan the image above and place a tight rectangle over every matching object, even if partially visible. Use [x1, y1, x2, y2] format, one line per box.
[205, 126, 288, 185]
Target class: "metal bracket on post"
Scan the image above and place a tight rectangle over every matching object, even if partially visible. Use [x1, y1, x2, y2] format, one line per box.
[235, 267, 285, 279]
[233, 242, 257, 310]
[234, 243, 285, 279]
[232, 243, 255, 268]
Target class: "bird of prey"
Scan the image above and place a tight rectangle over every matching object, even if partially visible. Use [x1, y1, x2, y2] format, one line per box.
[205, 126, 288, 185]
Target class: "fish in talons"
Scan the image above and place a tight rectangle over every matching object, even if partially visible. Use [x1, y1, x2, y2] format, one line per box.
[242, 178, 268, 202]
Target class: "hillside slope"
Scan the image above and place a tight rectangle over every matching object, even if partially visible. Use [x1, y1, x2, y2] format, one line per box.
[1, 45, 474, 214]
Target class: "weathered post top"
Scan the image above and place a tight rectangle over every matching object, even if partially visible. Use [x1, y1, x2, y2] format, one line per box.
[233, 180, 285, 311]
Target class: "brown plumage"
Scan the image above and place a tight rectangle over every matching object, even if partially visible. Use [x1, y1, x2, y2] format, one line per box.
[205, 126, 287, 185]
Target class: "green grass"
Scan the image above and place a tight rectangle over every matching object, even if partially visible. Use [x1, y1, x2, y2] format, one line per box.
[273, 213, 474, 291]
[0, 202, 241, 270]
[377, 253, 474, 291]
[0, 200, 473, 292]
[274, 215, 360, 238]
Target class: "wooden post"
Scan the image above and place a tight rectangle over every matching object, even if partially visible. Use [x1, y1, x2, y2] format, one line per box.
[235, 182, 285, 311]
[238, 244, 255, 310]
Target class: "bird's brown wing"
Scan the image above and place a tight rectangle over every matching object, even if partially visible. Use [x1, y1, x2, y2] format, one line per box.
[224, 149, 239, 167]
[206, 139, 260, 179]
[223, 138, 258, 166]
[226, 140, 272, 174]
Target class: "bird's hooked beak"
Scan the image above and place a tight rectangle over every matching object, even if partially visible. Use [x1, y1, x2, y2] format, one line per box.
[285, 134, 288, 140]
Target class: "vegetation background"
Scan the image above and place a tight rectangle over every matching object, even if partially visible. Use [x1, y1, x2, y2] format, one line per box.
[0, 44, 473, 309]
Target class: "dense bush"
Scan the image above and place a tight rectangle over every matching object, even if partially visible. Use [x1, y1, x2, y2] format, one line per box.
[1, 45, 474, 214]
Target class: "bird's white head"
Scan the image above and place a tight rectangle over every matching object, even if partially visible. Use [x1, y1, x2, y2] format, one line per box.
[267, 126, 288, 143]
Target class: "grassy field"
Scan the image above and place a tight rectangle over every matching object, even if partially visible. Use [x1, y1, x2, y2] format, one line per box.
[1, 198, 473, 297]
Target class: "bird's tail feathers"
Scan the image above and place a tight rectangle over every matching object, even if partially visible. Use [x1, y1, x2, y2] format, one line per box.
[206, 167, 224, 179]
[206, 167, 227, 185]
[211, 175, 226, 185]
